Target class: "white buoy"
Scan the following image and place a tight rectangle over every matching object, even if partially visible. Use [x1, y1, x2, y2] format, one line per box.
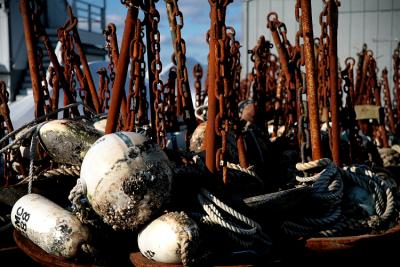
[11, 193, 89, 258]
[138, 212, 200, 265]
[39, 119, 103, 165]
[80, 132, 173, 231]
[92, 118, 107, 133]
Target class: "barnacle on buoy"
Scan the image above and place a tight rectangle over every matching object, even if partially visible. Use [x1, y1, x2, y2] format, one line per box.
[79, 132, 173, 231]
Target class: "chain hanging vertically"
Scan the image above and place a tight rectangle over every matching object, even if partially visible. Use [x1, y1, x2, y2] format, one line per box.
[28, 0, 79, 117]
[147, 1, 166, 147]
[193, 64, 204, 108]
[103, 23, 128, 121]
[341, 57, 359, 164]
[164, 67, 178, 132]
[48, 66, 59, 112]
[205, 0, 233, 183]
[381, 68, 396, 135]
[267, 12, 298, 140]
[227, 26, 249, 168]
[57, 23, 78, 118]
[66, 6, 100, 114]
[105, 2, 140, 133]
[165, 0, 197, 135]
[318, 0, 341, 165]
[393, 42, 400, 125]
[97, 68, 111, 113]
[0, 82, 12, 184]
[248, 36, 273, 128]
[126, 19, 147, 131]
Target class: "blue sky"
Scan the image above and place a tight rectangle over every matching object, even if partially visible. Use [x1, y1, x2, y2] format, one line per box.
[104, 0, 242, 65]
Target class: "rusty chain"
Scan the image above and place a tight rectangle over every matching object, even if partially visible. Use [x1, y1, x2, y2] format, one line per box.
[97, 67, 111, 113]
[36, 47, 53, 114]
[381, 68, 396, 135]
[103, 23, 118, 84]
[340, 57, 360, 164]
[163, 67, 178, 132]
[126, 19, 147, 131]
[393, 42, 400, 124]
[193, 64, 204, 108]
[318, 3, 330, 126]
[207, 0, 233, 183]
[148, 2, 166, 147]
[166, 0, 196, 135]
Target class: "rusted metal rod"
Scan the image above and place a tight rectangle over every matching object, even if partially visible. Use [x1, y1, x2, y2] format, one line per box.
[300, 0, 322, 160]
[19, 0, 45, 118]
[205, 1, 219, 174]
[67, 6, 100, 114]
[327, 0, 341, 166]
[105, 7, 139, 134]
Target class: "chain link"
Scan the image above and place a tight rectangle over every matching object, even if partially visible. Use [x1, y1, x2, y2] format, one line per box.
[103, 23, 117, 84]
[126, 19, 147, 131]
[148, 2, 166, 147]
[193, 64, 204, 108]
[167, 0, 196, 133]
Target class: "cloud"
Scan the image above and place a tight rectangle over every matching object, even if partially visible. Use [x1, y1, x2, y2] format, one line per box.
[106, 13, 125, 28]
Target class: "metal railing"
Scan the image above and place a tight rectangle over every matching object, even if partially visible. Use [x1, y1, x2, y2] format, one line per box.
[71, 0, 105, 33]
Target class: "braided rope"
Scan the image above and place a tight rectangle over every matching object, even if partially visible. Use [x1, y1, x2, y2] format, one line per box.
[343, 166, 395, 222]
[197, 194, 257, 236]
[301, 206, 342, 227]
[68, 179, 100, 227]
[221, 161, 263, 185]
[281, 220, 319, 237]
[42, 166, 80, 178]
[200, 188, 263, 232]
[224, 162, 258, 178]
[295, 158, 332, 172]
[28, 129, 39, 194]
[197, 188, 271, 247]
[178, 212, 199, 267]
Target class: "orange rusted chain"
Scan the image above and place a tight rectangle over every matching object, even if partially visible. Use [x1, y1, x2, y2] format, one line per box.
[165, 0, 197, 135]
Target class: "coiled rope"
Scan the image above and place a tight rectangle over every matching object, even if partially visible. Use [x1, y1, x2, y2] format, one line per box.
[282, 158, 398, 238]
[197, 187, 271, 248]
